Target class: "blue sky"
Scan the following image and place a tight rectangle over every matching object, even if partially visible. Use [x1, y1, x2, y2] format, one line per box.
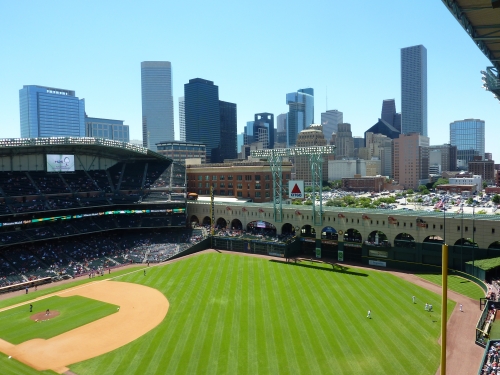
[0, 1, 497, 159]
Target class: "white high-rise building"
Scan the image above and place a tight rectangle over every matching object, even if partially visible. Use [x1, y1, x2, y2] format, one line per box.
[321, 109, 343, 139]
[141, 61, 175, 151]
[401, 45, 427, 136]
[179, 96, 185, 141]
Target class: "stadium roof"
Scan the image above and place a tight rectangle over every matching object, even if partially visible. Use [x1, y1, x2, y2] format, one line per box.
[0, 137, 171, 162]
[441, 0, 500, 72]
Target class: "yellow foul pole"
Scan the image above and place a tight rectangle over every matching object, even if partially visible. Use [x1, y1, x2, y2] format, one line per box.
[441, 244, 448, 375]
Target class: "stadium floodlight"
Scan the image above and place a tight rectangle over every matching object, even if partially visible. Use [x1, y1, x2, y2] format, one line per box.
[250, 145, 336, 225]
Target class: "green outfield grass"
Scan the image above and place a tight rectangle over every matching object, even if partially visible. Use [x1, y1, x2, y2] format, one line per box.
[0, 295, 118, 344]
[68, 253, 452, 375]
[416, 274, 485, 300]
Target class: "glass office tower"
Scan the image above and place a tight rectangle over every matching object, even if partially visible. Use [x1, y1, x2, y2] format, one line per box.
[184, 78, 221, 163]
[401, 45, 427, 136]
[19, 85, 85, 138]
[286, 88, 314, 146]
[85, 117, 130, 143]
[321, 109, 343, 139]
[219, 101, 237, 161]
[450, 119, 485, 167]
[179, 96, 185, 142]
[141, 61, 175, 151]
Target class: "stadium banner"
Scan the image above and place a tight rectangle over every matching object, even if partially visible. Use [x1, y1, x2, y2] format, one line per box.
[46, 154, 75, 172]
[315, 248, 321, 259]
[300, 238, 315, 243]
[368, 259, 386, 267]
[288, 180, 304, 199]
[0, 207, 186, 227]
[338, 250, 344, 262]
[368, 250, 388, 258]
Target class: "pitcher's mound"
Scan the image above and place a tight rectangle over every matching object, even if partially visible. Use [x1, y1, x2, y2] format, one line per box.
[30, 311, 60, 322]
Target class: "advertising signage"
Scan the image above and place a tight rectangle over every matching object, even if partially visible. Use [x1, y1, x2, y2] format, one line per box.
[0, 207, 186, 228]
[288, 180, 304, 199]
[46, 154, 75, 172]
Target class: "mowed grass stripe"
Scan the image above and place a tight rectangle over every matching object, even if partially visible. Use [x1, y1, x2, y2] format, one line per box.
[316, 268, 367, 374]
[293, 265, 345, 374]
[203, 254, 232, 374]
[163, 255, 216, 374]
[184, 254, 225, 374]
[257, 261, 279, 374]
[225, 254, 244, 375]
[278, 264, 322, 374]
[268, 260, 301, 374]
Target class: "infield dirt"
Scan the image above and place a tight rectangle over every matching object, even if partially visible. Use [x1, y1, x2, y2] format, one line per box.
[0, 279, 169, 373]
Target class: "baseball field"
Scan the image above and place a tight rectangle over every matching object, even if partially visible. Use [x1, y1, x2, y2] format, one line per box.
[0, 251, 458, 374]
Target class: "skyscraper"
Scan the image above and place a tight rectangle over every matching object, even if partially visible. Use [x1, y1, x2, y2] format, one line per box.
[179, 96, 185, 142]
[85, 116, 130, 143]
[184, 78, 221, 163]
[321, 109, 343, 139]
[219, 101, 237, 161]
[276, 113, 287, 132]
[19, 85, 85, 138]
[141, 61, 174, 151]
[393, 133, 430, 189]
[335, 123, 355, 159]
[401, 45, 427, 136]
[286, 88, 314, 146]
[450, 119, 485, 168]
[254, 113, 274, 149]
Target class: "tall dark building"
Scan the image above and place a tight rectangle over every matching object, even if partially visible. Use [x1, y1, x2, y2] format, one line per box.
[219, 101, 237, 161]
[254, 113, 274, 149]
[381, 99, 402, 132]
[364, 118, 401, 142]
[184, 79, 221, 163]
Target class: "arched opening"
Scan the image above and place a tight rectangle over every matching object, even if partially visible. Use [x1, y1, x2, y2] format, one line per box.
[489, 241, 500, 250]
[423, 235, 444, 243]
[230, 219, 243, 230]
[190, 215, 199, 225]
[394, 233, 416, 248]
[246, 220, 277, 236]
[321, 226, 338, 240]
[301, 225, 316, 238]
[367, 231, 390, 247]
[344, 229, 362, 243]
[202, 216, 212, 226]
[454, 238, 477, 247]
[281, 223, 295, 235]
[216, 217, 227, 229]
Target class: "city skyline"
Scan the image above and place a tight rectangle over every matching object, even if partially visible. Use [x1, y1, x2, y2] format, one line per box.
[0, 1, 498, 159]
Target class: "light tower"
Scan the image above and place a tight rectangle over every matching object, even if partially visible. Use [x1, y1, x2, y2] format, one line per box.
[251, 145, 335, 225]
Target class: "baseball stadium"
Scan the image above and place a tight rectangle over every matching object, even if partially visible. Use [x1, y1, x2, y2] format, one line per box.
[0, 136, 497, 375]
[1, 2, 500, 373]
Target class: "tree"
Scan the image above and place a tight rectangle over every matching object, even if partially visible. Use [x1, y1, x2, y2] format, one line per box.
[406, 189, 414, 195]
[303, 200, 313, 206]
[292, 199, 303, 205]
[483, 181, 488, 189]
[433, 178, 449, 189]
[421, 189, 430, 195]
[467, 197, 473, 205]
[304, 186, 313, 193]
[492, 194, 500, 204]
[323, 186, 331, 192]
[418, 185, 426, 192]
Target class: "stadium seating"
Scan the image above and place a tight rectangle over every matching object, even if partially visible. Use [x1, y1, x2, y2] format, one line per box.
[0, 228, 206, 289]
